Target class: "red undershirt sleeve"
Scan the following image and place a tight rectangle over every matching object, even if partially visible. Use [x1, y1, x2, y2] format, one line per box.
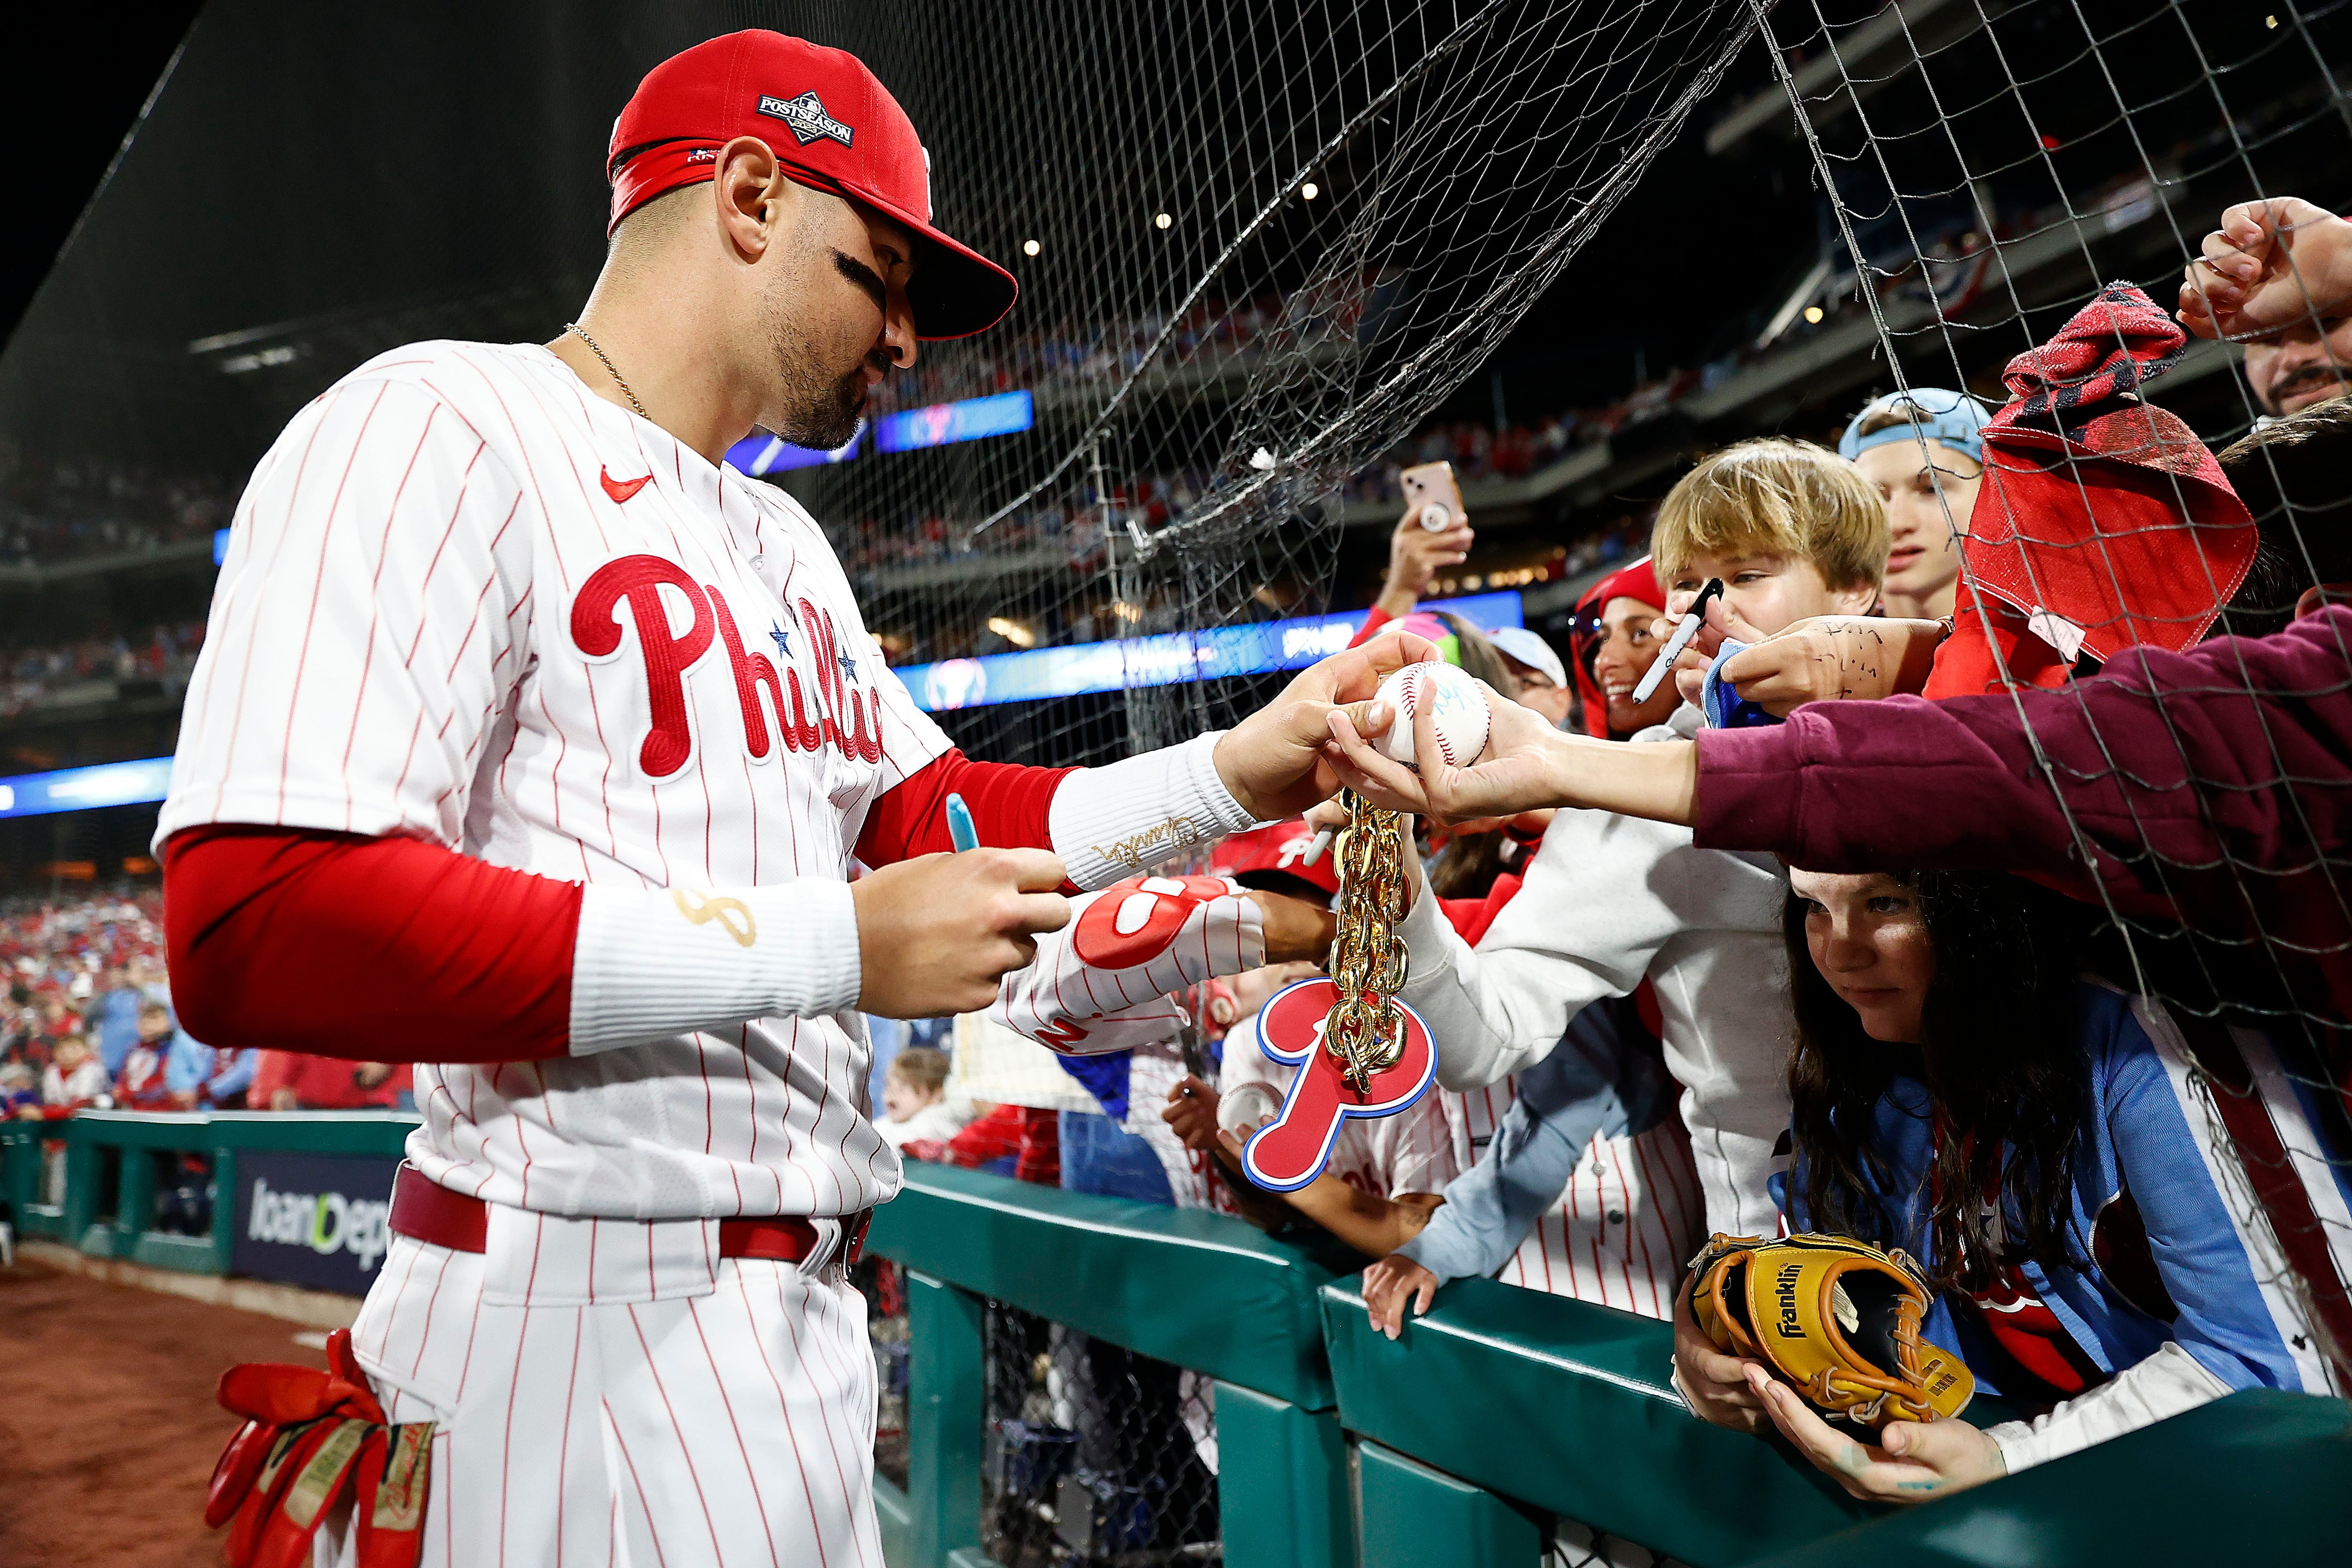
[856, 748, 1075, 867]
[162, 825, 580, 1064]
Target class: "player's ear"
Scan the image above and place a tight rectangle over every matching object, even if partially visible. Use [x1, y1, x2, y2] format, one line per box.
[712, 135, 789, 258]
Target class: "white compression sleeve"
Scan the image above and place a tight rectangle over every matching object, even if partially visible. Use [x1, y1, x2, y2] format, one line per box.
[1048, 731, 1261, 891]
[568, 878, 863, 1055]
[1984, 1340, 2232, 1474]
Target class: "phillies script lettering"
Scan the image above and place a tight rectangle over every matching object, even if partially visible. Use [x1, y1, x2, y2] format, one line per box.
[571, 553, 883, 778]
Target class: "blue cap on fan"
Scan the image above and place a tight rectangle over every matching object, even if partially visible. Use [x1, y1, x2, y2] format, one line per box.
[1837, 388, 1994, 465]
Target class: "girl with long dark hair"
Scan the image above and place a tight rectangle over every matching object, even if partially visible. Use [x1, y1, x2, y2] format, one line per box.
[1677, 867, 2336, 1504]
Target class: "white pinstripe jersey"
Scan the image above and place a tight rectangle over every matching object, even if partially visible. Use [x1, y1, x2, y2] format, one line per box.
[159, 340, 952, 1220]
[1491, 1119, 1704, 1321]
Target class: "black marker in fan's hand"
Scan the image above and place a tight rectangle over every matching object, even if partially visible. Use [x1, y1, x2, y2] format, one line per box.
[1631, 577, 1724, 705]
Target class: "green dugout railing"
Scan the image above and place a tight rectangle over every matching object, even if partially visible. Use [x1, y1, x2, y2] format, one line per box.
[6, 1123, 2346, 1563]
[870, 1162, 2352, 1568]
[0, 1110, 416, 1275]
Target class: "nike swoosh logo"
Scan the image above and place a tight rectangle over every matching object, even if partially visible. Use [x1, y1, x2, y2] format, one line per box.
[600, 467, 651, 503]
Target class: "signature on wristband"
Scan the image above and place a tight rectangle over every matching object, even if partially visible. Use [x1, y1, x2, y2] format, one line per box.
[1094, 814, 1208, 869]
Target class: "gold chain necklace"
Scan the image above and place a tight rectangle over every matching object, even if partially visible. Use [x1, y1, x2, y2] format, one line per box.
[565, 322, 649, 419]
[1322, 791, 1412, 1091]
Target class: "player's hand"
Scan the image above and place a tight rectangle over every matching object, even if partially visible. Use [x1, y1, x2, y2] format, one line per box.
[1385, 506, 1474, 603]
[1683, 616, 1948, 716]
[1674, 1275, 1769, 1433]
[1162, 1075, 1222, 1153]
[1749, 1368, 2006, 1504]
[851, 849, 1071, 1017]
[1323, 680, 1574, 825]
[2178, 197, 2352, 341]
[1246, 889, 1337, 964]
[1361, 1254, 1440, 1340]
[1215, 632, 1441, 820]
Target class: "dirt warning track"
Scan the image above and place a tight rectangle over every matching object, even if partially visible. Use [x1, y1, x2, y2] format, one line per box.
[0, 1255, 331, 1567]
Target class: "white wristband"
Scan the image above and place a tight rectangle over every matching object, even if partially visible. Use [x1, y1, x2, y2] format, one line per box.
[569, 878, 863, 1055]
[1049, 731, 1260, 891]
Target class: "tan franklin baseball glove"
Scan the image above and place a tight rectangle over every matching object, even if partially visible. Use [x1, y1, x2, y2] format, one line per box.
[1687, 1232, 1975, 1426]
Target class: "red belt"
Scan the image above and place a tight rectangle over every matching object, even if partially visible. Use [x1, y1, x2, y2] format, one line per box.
[389, 1162, 870, 1267]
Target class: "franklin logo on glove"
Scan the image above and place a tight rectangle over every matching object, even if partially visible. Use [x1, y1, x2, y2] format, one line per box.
[1688, 1232, 1976, 1426]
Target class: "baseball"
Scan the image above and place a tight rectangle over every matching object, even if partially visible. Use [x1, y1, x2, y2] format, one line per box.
[1371, 660, 1492, 772]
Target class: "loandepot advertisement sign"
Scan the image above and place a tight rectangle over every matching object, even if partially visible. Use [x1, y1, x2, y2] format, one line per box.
[230, 1151, 399, 1293]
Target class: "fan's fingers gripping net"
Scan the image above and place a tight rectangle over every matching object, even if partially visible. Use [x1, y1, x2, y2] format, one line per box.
[1749, 0, 2352, 1391]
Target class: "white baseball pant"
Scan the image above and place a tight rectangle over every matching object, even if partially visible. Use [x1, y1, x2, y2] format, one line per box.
[319, 1208, 882, 1568]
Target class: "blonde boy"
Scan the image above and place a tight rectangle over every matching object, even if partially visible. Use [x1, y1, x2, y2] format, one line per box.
[1649, 437, 1887, 686]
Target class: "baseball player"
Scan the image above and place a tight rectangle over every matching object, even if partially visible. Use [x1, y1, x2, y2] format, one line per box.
[167, 32, 1424, 1568]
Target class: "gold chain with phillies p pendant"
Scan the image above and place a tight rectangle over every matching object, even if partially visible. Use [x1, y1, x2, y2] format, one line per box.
[1322, 791, 1411, 1092]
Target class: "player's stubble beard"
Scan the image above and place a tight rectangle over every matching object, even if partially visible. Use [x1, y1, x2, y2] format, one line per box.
[763, 309, 890, 452]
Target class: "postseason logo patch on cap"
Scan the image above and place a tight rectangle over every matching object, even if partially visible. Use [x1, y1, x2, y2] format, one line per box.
[757, 90, 854, 148]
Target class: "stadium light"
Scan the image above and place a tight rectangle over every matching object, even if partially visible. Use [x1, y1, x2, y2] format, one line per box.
[1803, 305, 1824, 324]
[986, 616, 1038, 648]
[1154, 212, 1173, 230]
[1300, 182, 1320, 200]
[1022, 239, 1041, 256]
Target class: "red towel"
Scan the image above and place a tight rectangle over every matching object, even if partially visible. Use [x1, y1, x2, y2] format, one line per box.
[1927, 284, 2255, 698]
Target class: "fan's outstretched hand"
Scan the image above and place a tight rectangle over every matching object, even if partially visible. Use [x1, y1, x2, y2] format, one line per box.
[1322, 681, 1568, 825]
[2178, 197, 2352, 341]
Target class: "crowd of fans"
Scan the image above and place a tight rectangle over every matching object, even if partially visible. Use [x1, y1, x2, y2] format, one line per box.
[1, 618, 207, 718]
[0, 461, 231, 568]
[864, 284, 1360, 416]
[0, 892, 413, 1120]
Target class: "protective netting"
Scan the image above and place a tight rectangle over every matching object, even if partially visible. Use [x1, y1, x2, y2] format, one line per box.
[855, 1267, 1220, 1564]
[977, 1297, 1220, 1566]
[1748, 0, 2352, 1388]
[1549, 1520, 1689, 1568]
[736, 0, 1754, 762]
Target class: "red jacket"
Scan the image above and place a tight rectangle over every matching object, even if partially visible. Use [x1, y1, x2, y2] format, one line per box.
[251, 1051, 412, 1110]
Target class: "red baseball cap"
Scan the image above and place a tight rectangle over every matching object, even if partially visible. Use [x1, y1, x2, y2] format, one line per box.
[1208, 820, 1343, 906]
[607, 31, 1017, 340]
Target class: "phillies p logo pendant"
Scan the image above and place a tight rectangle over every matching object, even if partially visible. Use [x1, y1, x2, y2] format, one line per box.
[1241, 979, 1438, 1193]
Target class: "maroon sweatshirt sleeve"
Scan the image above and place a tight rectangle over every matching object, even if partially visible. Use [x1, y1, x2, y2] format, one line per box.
[1693, 608, 2352, 923]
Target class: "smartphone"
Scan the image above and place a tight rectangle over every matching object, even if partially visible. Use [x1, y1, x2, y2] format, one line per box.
[1398, 461, 1465, 532]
